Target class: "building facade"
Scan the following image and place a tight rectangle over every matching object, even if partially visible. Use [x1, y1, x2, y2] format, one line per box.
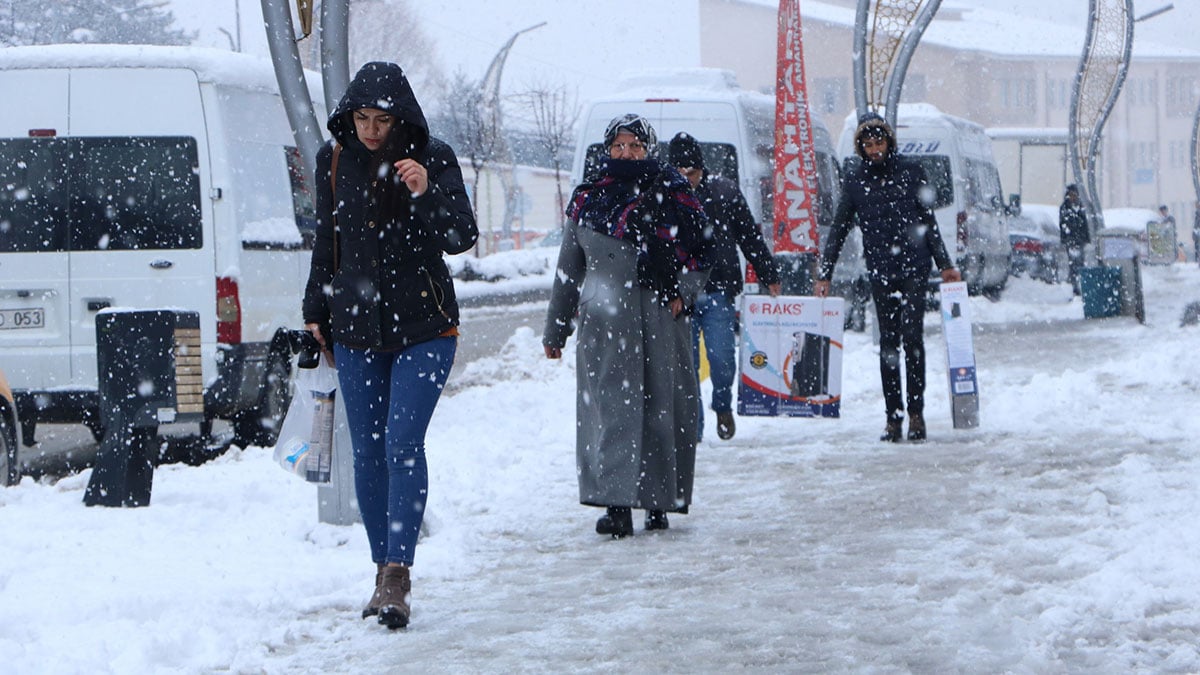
[699, 0, 1200, 222]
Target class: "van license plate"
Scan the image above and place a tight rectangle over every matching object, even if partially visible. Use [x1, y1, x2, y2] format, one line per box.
[0, 307, 44, 330]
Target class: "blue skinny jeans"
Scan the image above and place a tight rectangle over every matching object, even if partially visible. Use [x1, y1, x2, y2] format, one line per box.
[334, 337, 456, 566]
[691, 291, 738, 435]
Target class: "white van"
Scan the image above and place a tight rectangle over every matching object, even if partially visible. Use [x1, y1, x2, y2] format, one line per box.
[837, 103, 1012, 298]
[0, 45, 325, 449]
[573, 68, 866, 325]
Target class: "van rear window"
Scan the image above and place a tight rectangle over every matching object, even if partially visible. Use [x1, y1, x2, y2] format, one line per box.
[909, 156, 954, 210]
[0, 136, 201, 253]
[582, 142, 739, 184]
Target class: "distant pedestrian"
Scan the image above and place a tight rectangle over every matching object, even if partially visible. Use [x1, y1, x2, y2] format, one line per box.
[1192, 201, 1199, 266]
[1158, 204, 1176, 227]
[814, 113, 960, 443]
[303, 62, 478, 630]
[668, 131, 781, 442]
[544, 114, 710, 538]
[1059, 184, 1090, 295]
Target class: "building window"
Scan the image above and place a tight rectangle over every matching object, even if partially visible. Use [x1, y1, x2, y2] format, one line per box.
[1046, 78, 1071, 110]
[1000, 78, 1036, 110]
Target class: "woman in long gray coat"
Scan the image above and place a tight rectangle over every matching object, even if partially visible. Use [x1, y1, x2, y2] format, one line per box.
[543, 114, 710, 538]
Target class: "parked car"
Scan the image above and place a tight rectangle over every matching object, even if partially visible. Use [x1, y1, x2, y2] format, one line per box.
[1008, 203, 1067, 283]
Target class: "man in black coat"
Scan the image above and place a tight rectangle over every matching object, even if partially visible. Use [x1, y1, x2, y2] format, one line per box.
[669, 132, 781, 441]
[814, 113, 959, 443]
[1059, 184, 1090, 296]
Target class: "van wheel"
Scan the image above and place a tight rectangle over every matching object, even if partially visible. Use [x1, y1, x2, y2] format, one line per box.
[232, 352, 293, 449]
[1, 404, 18, 487]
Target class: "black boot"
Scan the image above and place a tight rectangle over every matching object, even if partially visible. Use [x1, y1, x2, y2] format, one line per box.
[907, 413, 926, 442]
[595, 506, 633, 538]
[645, 509, 670, 531]
[880, 414, 903, 442]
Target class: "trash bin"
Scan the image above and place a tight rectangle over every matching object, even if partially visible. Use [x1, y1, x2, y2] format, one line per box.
[1095, 230, 1147, 323]
[1079, 266, 1121, 319]
[84, 309, 204, 507]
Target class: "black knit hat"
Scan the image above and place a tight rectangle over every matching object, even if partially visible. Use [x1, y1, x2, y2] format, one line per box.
[668, 132, 704, 169]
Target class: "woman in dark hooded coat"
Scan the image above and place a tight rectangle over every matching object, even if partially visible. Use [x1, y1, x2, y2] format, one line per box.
[543, 114, 710, 539]
[303, 62, 477, 629]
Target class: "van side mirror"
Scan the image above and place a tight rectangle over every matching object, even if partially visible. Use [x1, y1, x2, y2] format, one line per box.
[1007, 193, 1021, 216]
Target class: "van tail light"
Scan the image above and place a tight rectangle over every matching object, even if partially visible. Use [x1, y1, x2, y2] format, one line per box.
[956, 211, 969, 249]
[1012, 238, 1044, 254]
[216, 276, 242, 344]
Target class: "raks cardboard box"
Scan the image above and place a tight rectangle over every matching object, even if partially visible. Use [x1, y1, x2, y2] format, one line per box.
[737, 296, 844, 418]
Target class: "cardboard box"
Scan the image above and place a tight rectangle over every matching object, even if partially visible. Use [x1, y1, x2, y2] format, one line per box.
[938, 281, 979, 428]
[737, 295, 844, 418]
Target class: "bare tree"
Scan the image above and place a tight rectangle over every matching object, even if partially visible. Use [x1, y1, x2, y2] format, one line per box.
[515, 80, 580, 226]
[437, 70, 503, 223]
[299, 0, 445, 98]
[0, 0, 192, 47]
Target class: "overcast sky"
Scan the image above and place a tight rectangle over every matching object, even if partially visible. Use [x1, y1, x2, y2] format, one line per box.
[168, 0, 1195, 103]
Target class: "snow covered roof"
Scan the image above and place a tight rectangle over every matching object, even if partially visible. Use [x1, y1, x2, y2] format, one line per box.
[736, 0, 1200, 59]
[0, 44, 318, 93]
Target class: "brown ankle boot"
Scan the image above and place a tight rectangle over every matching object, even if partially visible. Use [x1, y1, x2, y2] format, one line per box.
[377, 565, 411, 629]
[880, 415, 903, 442]
[907, 413, 926, 442]
[361, 563, 385, 619]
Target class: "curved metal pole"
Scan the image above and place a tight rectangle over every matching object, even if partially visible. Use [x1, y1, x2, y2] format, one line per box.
[852, 0, 871, 120]
[1191, 96, 1200, 205]
[319, 0, 350, 115]
[260, 0, 324, 185]
[884, 0, 941, 129]
[1084, 0, 1133, 233]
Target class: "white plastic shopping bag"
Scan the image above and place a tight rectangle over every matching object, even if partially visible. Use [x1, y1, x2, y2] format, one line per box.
[273, 357, 338, 483]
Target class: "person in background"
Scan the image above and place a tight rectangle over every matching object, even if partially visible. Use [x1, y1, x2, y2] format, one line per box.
[1158, 204, 1176, 227]
[1059, 184, 1090, 296]
[1193, 201, 1200, 267]
[303, 62, 477, 630]
[668, 131, 781, 442]
[813, 113, 960, 443]
[543, 114, 710, 538]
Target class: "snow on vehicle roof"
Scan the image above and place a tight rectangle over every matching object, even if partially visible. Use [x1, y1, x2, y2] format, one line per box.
[1103, 207, 1160, 234]
[0, 44, 316, 94]
[596, 67, 772, 105]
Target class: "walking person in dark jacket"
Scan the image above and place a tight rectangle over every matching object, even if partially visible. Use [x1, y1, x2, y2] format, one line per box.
[668, 132, 781, 441]
[1059, 184, 1090, 295]
[814, 113, 959, 443]
[302, 62, 477, 629]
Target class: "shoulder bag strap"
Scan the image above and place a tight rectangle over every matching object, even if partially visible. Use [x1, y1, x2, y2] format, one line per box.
[330, 143, 342, 272]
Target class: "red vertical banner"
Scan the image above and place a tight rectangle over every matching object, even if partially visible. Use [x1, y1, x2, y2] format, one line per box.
[772, 0, 821, 254]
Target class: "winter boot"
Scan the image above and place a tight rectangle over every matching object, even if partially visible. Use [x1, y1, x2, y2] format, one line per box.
[907, 413, 926, 443]
[595, 506, 634, 538]
[361, 563, 385, 619]
[880, 414, 903, 443]
[377, 565, 411, 630]
[716, 411, 736, 440]
[645, 509, 670, 531]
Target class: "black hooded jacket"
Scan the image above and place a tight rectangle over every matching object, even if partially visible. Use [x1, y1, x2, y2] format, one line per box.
[694, 171, 780, 297]
[819, 114, 953, 283]
[303, 62, 477, 351]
